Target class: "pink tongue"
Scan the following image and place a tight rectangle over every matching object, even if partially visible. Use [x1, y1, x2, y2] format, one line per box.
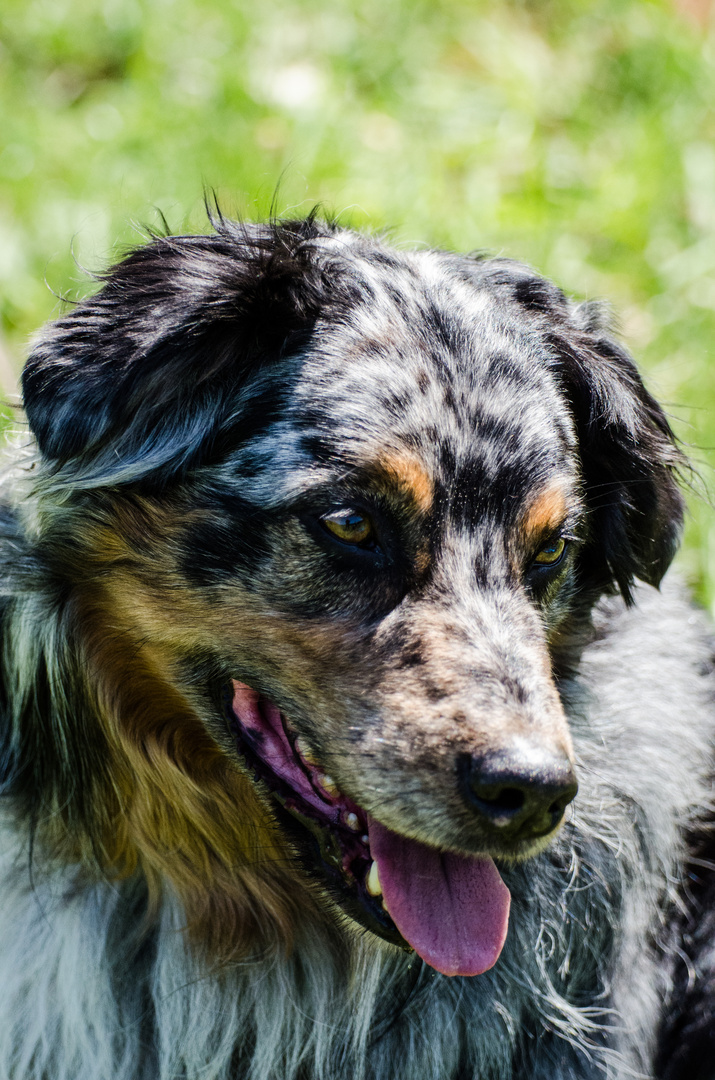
[368, 818, 511, 977]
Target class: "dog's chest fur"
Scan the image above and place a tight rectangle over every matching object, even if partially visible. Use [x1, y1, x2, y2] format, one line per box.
[0, 584, 711, 1080]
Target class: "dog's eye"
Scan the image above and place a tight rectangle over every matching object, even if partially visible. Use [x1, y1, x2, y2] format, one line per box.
[321, 509, 375, 547]
[533, 537, 566, 566]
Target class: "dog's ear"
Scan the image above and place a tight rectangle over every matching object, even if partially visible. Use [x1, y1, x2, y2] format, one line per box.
[549, 300, 685, 600]
[22, 217, 337, 487]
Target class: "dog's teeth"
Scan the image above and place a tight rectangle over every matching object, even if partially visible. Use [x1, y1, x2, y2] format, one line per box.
[344, 812, 360, 831]
[318, 774, 338, 797]
[361, 834, 369, 845]
[294, 737, 318, 766]
[366, 861, 382, 897]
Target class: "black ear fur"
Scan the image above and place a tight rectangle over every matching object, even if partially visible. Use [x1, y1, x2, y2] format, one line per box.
[549, 300, 685, 599]
[22, 216, 341, 488]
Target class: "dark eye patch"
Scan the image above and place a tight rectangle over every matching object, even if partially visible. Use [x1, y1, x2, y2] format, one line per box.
[300, 503, 393, 572]
[178, 491, 275, 586]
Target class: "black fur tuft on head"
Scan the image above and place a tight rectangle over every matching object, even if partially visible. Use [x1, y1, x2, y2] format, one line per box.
[22, 215, 345, 488]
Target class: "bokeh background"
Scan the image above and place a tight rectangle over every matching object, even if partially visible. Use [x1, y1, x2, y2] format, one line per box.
[1, 0, 714, 605]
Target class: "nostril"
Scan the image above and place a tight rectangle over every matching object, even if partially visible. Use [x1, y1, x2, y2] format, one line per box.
[458, 747, 578, 839]
[473, 786, 525, 816]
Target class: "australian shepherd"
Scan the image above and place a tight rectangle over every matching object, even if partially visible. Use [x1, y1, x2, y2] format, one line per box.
[0, 214, 713, 1079]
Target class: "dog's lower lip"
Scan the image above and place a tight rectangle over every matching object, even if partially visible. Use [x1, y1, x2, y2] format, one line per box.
[222, 681, 407, 947]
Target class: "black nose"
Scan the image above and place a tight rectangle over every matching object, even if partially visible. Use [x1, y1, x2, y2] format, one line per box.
[458, 746, 578, 842]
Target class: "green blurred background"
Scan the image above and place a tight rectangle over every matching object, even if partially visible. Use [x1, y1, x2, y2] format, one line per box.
[1, 0, 714, 606]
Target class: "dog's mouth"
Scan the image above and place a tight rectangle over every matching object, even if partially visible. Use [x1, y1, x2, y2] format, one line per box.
[224, 680, 511, 977]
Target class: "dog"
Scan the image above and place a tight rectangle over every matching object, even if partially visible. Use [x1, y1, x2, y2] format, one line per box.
[0, 212, 714, 1080]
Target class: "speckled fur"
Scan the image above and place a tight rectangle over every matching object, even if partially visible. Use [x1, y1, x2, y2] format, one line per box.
[0, 216, 713, 1079]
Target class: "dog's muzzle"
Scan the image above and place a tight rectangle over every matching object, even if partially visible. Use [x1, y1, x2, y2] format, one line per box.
[223, 680, 515, 977]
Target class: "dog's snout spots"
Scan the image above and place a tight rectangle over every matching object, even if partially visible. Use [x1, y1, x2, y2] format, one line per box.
[458, 746, 578, 842]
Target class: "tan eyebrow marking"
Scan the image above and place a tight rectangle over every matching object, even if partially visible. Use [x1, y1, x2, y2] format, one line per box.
[376, 451, 434, 514]
[521, 483, 569, 543]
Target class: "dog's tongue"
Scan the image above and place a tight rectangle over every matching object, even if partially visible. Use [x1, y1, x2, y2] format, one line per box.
[368, 818, 510, 977]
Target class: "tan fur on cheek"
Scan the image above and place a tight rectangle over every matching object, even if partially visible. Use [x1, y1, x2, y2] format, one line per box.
[72, 585, 316, 961]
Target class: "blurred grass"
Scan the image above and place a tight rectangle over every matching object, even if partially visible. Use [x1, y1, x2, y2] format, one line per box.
[1, 0, 714, 606]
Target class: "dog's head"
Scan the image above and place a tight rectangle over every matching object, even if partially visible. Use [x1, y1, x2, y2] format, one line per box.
[17, 217, 684, 975]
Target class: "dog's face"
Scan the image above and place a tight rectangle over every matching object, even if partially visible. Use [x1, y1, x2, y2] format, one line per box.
[19, 218, 684, 975]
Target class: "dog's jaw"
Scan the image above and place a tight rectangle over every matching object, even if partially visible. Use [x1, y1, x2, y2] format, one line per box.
[226, 680, 511, 976]
[224, 680, 404, 945]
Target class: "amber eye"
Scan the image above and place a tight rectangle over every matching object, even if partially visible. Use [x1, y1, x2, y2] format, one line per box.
[533, 537, 566, 566]
[321, 509, 375, 547]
